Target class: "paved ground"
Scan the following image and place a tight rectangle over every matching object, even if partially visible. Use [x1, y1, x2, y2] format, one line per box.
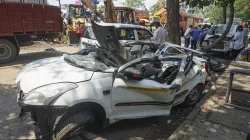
[0, 43, 228, 140]
[0, 46, 79, 139]
[168, 62, 250, 140]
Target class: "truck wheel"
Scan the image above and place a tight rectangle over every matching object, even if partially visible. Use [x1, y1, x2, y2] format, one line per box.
[0, 39, 17, 63]
[183, 86, 201, 107]
[53, 112, 94, 140]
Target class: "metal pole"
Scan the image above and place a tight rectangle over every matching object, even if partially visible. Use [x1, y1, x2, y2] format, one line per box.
[58, 0, 63, 39]
[58, 0, 61, 8]
[225, 72, 234, 103]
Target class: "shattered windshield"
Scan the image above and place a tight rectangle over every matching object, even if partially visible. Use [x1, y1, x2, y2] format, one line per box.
[63, 53, 111, 71]
[208, 24, 237, 35]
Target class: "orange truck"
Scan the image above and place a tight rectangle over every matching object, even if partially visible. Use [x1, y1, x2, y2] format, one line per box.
[152, 8, 203, 35]
[135, 9, 150, 26]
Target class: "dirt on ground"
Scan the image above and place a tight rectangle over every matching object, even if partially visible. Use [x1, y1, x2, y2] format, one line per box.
[19, 41, 71, 53]
[0, 42, 228, 140]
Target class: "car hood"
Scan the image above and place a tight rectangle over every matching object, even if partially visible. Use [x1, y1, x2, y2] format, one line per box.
[16, 56, 94, 93]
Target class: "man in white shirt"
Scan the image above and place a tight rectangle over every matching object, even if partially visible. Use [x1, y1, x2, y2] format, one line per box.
[151, 21, 166, 46]
[232, 25, 247, 60]
[184, 25, 192, 48]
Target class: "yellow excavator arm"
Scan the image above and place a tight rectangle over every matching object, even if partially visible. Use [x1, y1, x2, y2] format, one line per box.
[80, 0, 116, 22]
[104, 0, 116, 23]
[81, 0, 102, 20]
[81, 0, 95, 11]
[80, 0, 137, 24]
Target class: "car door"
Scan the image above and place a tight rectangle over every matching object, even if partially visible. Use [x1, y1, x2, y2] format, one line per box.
[110, 57, 177, 120]
[90, 21, 179, 120]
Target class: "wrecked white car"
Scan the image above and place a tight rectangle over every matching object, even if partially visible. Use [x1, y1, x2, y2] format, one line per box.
[16, 22, 207, 140]
[156, 43, 226, 72]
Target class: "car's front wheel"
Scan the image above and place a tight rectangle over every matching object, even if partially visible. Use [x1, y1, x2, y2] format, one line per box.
[53, 112, 94, 140]
[183, 86, 201, 107]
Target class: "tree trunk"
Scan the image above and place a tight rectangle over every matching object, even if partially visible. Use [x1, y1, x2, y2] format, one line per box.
[204, 0, 235, 52]
[222, 6, 227, 24]
[166, 0, 181, 45]
[222, 2, 228, 24]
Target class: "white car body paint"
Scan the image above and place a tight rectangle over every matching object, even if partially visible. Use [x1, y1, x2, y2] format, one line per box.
[17, 43, 207, 126]
[53, 72, 114, 120]
[16, 57, 93, 93]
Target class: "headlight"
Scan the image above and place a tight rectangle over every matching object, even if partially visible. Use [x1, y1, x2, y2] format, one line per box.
[23, 83, 78, 105]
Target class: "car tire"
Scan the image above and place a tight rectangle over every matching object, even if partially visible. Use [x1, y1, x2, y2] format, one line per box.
[53, 112, 94, 140]
[0, 39, 18, 64]
[183, 86, 201, 107]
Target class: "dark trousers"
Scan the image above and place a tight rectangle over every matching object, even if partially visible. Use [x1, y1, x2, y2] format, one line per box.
[185, 38, 190, 48]
[191, 40, 197, 50]
[232, 47, 244, 60]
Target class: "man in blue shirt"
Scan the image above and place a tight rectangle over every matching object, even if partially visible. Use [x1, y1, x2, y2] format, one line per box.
[190, 26, 202, 50]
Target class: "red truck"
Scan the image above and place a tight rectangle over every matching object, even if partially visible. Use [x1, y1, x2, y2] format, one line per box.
[0, 0, 62, 63]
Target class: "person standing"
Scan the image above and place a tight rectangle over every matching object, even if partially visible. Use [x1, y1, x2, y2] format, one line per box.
[184, 25, 192, 48]
[151, 21, 166, 46]
[190, 27, 200, 50]
[75, 21, 83, 39]
[199, 25, 207, 47]
[232, 25, 247, 60]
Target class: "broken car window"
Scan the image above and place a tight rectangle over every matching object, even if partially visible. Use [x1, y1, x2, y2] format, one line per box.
[135, 29, 152, 40]
[63, 53, 111, 71]
[164, 47, 183, 56]
[118, 28, 135, 40]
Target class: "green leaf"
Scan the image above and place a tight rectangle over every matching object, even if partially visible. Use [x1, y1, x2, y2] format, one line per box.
[124, 0, 146, 9]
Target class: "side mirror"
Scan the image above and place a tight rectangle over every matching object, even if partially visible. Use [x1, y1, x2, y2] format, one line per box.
[123, 67, 144, 81]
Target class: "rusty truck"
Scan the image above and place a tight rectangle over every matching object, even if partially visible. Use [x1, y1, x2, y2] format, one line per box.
[0, 0, 62, 63]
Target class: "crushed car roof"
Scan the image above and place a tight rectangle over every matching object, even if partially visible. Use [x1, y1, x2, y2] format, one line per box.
[164, 43, 205, 55]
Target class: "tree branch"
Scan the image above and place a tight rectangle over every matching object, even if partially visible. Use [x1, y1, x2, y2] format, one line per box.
[204, 0, 235, 52]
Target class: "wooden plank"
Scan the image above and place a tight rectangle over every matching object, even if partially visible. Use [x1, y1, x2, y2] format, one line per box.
[232, 88, 250, 94]
[224, 103, 250, 112]
[229, 61, 250, 75]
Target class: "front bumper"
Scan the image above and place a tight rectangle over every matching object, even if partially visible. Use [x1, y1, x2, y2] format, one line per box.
[17, 90, 69, 140]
